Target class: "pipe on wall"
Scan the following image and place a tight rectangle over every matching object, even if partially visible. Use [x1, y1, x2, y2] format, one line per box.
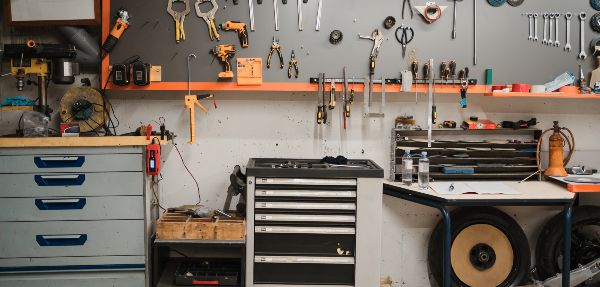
[58, 26, 99, 65]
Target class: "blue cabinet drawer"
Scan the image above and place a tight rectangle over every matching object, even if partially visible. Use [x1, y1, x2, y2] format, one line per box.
[0, 270, 145, 287]
[0, 220, 144, 258]
[0, 196, 143, 221]
[0, 172, 143, 197]
[0, 154, 142, 173]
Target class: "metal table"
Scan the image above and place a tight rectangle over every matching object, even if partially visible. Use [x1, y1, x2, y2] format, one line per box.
[383, 180, 576, 287]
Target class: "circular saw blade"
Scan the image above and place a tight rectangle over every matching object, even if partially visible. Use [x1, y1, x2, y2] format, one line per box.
[60, 87, 105, 132]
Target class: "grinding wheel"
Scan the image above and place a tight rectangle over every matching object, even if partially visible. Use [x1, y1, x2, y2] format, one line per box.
[507, 0, 524, 6]
[487, 0, 507, 7]
[451, 224, 514, 287]
[60, 86, 106, 132]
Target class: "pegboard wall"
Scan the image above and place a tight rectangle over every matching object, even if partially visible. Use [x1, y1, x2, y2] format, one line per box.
[108, 0, 598, 85]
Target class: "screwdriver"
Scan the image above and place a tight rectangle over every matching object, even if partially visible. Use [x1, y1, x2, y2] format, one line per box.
[411, 60, 419, 103]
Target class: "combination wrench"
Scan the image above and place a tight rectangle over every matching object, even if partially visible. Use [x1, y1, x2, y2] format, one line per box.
[534, 13, 539, 41]
[565, 12, 572, 52]
[579, 12, 587, 60]
[527, 13, 533, 40]
[542, 13, 549, 45]
[274, 0, 279, 31]
[554, 13, 560, 47]
[549, 14, 554, 45]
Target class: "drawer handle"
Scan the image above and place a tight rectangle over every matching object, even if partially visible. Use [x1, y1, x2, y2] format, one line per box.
[34, 156, 85, 168]
[192, 280, 219, 285]
[36, 234, 87, 246]
[35, 198, 86, 210]
[34, 174, 86, 186]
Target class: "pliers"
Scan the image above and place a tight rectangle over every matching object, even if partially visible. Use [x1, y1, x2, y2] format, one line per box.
[402, 0, 413, 19]
[167, 0, 190, 43]
[267, 36, 284, 69]
[288, 50, 299, 78]
[195, 0, 220, 41]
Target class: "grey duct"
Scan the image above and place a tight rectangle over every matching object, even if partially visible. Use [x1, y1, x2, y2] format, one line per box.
[58, 26, 99, 65]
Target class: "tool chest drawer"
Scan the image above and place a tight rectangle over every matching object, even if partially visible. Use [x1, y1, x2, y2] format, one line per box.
[0, 255, 146, 272]
[255, 201, 356, 211]
[255, 189, 357, 198]
[0, 196, 143, 221]
[255, 213, 356, 223]
[0, 154, 143, 173]
[255, 233, 355, 256]
[254, 256, 354, 285]
[0, 220, 144, 258]
[0, 270, 145, 287]
[0, 172, 143, 197]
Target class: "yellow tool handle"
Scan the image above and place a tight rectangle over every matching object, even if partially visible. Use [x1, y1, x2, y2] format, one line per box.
[176, 21, 181, 42]
[181, 21, 186, 41]
[210, 20, 220, 40]
[188, 104, 196, 144]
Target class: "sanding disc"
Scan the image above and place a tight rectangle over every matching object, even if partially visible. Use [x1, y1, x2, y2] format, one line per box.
[487, 0, 506, 7]
[451, 224, 514, 287]
[60, 87, 105, 132]
[592, 13, 600, 33]
[592, 0, 600, 11]
[507, 0, 524, 7]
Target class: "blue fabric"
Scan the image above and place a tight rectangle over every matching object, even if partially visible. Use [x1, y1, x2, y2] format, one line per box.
[1, 96, 34, 107]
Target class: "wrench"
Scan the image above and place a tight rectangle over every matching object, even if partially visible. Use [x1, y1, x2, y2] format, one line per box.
[527, 13, 533, 41]
[297, 0, 303, 31]
[534, 13, 539, 41]
[565, 12, 572, 52]
[579, 12, 587, 60]
[273, 0, 279, 31]
[554, 13, 560, 47]
[248, 0, 255, 31]
[316, 0, 322, 31]
[549, 14, 554, 45]
[542, 13, 549, 45]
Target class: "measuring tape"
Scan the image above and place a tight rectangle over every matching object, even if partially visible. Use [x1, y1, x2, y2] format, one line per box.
[487, 0, 506, 7]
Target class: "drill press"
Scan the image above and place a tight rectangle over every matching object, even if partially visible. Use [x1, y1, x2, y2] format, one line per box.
[2, 41, 77, 116]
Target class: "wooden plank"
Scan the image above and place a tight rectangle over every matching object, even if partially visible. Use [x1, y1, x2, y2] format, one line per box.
[0, 136, 168, 148]
[1, 106, 33, 111]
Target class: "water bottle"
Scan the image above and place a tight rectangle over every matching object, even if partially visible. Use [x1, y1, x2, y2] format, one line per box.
[418, 152, 430, 189]
[401, 150, 413, 186]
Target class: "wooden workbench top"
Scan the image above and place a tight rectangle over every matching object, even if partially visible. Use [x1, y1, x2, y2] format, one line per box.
[0, 136, 168, 148]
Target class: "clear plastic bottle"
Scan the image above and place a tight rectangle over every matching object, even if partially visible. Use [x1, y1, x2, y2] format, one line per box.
[418, 152, 430, 189]
[401, 150, 413, 186]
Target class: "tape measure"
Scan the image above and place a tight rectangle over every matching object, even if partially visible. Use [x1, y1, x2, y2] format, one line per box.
[592, 0, 600, 11]
[507, 0, 524, 6]
[592, 12, 600, 33]
[487, 0, 506, 7]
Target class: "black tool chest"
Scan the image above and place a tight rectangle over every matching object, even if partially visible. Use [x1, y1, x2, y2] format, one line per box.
[246, 158, 384, 286]
[253, 178, 357, 285]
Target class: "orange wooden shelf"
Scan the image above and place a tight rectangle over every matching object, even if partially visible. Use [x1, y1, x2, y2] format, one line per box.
[485, 92, 600, 99]
[1, 106, 33, 111]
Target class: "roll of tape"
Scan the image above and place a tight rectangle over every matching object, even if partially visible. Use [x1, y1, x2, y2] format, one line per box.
[592, 0, 600, 11]
[512, 83, 531, 93]
[531, 85, 546, 93]
[488, 0, 507, 7]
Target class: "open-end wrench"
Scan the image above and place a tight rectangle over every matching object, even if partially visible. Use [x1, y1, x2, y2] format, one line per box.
[542, 13, 549, 45]
[249, 0, 255, 31]
[527, 13, 533, 40]
[554, 13, 560, 47]
[549, 14, 555, 45]
[534, 13, 539, 41]
[579, 12, 588, 60]
[565, 12, 572, 52]
[273, 0, 279, 31]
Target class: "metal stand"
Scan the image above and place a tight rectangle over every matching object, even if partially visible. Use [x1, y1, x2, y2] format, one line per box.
[383, 184, 575, 287]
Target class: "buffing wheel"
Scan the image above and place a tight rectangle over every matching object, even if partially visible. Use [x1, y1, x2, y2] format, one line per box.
[591, 12, 600, 33]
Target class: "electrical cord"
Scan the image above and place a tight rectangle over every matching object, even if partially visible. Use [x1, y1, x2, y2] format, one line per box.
[172, 141, 202, 204]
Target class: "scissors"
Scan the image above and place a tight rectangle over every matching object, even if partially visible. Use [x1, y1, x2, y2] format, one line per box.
[395, 24, 415, 58]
